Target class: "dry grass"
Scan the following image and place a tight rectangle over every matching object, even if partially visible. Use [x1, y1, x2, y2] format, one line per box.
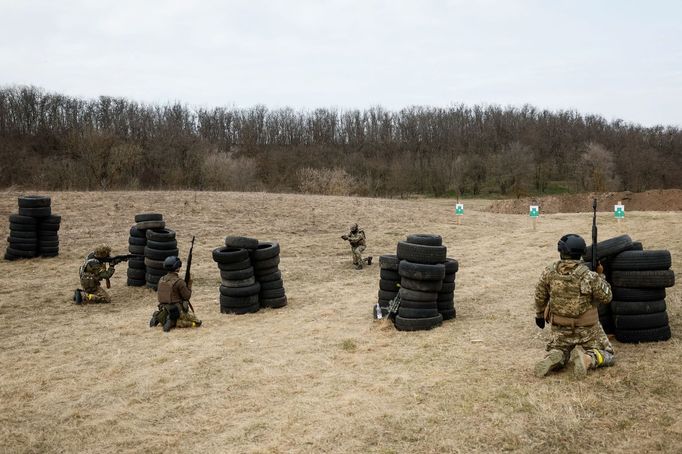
[0, 191, 680, 454]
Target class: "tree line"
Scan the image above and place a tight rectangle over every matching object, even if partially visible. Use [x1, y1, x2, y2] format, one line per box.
[1, 85, 680, 196]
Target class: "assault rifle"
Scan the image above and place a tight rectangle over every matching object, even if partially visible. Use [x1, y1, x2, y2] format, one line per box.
[100, 254, 143, 288]
[184, 236, 195, 312]
[592, 199, 598, 271]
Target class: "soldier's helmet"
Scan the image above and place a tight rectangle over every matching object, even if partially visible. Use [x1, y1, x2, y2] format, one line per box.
[557, 234, 586, 259]
[350, 223, 358, 232]
[93, 244, 112, 258]
[164, 255, 182, 271]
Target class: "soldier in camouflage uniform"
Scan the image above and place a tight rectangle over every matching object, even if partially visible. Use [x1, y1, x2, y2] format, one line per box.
[534, 234, 615, 379]
[149, 256, 202, 332]
[73, 244, 115, 304]
[341, 223, 372, 270]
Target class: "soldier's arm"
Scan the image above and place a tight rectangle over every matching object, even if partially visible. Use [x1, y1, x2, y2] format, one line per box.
[177, 279, 192, 300]
[99, 264, 115, 279]
[590, 272, 612, 305]
[533, 268, 551, 316]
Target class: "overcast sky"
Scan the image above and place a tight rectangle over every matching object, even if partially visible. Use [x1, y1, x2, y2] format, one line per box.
[1, 0, 680, 126]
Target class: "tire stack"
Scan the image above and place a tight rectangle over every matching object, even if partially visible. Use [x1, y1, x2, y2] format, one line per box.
[253, 241, 287, 309]
[377, 255, 400, 315]
[144, 228, 177, 291]
[584, 235, 675, 343]
[127, 225, 147, 286]
[5, 195, 61, 260]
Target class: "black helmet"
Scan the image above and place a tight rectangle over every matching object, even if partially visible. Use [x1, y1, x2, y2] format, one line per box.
[557, 234, 586, 259]
[163, 255, 182, 271]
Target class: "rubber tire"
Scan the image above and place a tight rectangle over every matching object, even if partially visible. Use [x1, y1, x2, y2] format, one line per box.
[260, 287, 285, 299]
[400, 277, 442, 292]
[127, 278, 146, 287]
[220, 303, 260, 314]
[614, 325, 671, 343]
[37, 233, 58, 241]
[255, 266, 279, 277]
[127, 268, 146, 280]
[611, 299, 666, 315]
[129, 244, 146, 255]
[261, 296, 287, 308]
[19, 207, 51, 217]
[394, 314, 443, 331]
[128, 259, 146, 270]
[440, 308, 456, 320]
[145, 247, 178, 261]
[18, 195, 51, 208]
[38, 223, 60, 232]
[254, 255, 280, 270]
[600, 316, 615, 335]
[8, 230, 36, 238]
[219, 282, 260, 297]
[610, 250, 671, 271]
[257, 270, 282, 282]
[144, 257, 166, 270]
[146, 267, 167, 277]
[611, 287, 665, 302]
[378, 289, 399, 301]
[9, 214, 37, 225]
[40, 251, 58, 258]
[7, 242, 38, 251]
[399, 260, 445, 281]
[437, 299, 455, 310]
[222, 276, 256, 288]
[584, 234, 633, 262]
[134, 213, 163, 222]
[217, 257, 252, 271]
[380, 269, 399, 280]
[379, 254, 399, 271]
[129, 236, 147, 246]
[398, 288, 437, 302]
[130, 226, 146, 238]
[39, 240, 59, 249]
[398, 306, 439, 318]
[6, 247, 36, 258]
[219, 293, 260, 307]
[146, 228, 175, 241]
[437, 293, 455, 303]
[444, 258, 459, 274]
[225, 236, 259, 249]
[146, 282, 158, 291]
[406, 234, 442, 246]
[260, 279, 284, 290]
[220, 267, 254, 281]
[213, 247, 250, 264]
[254, 241, 280, 260]
[440, 282, 455, 293]
[379, 279, 400, 292]
[145, 273, 161, 284]
[9, 223, 37, 232]
[137, 220, 165, 230]
[611, 270, 675, 288]
[630, 241, 643, 251]
[146, 239, 177, 250]
[396, 241, 447, 264]
[613, 312, 669, 330]
[38, 246, 58, 254]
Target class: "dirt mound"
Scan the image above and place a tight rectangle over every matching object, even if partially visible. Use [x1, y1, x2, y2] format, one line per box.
[488, 189, 682, 214]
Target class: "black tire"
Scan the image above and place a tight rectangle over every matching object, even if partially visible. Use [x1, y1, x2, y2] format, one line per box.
[396, 241, 447, 264]
[222, 276, 256, 288]
[406, 234, 442, 246]
[440, 308, 456, 320]
[134, 213, 163, 222]
[257, 270, 282, 282]
[219, 282, 260, 297]
[37, 232, 59, 241]
[398, 260, 445, 281]
[145, 273, 161, 284]
[18, 195, 51, 208]
[399, 298, 437, 309]
[379, 279, 400, 292]
[611, 287, 665, 302]
[600, 316, 615, 335]
[220, 303, 260, 314]
[254, 266, 279, 277]
[611, 299, 666, 315]
[630, 241, 643, 251]
[145, 247, 178, 261]
[220, 267, 255, 281]
[212, 247, 250, 264]
[394, 314, 443, 331]
[261, 287, 285, 299]
[439, 282, 455, 293]
[400, 277, 442, 292]
[146, 282, 158, 291]
[9, 214, 37, 225]
[225, 236, 259, 249]
[254, 241, 280, 260]
[129, 244, 146, 255]
[584, 234, 633, 262]
[260, 279, 284, 290]
[146, 228, 175, 242]
[444, 258, 459, 274]
[254, 255, 280, 270]
[8, 230, 36, 238]
[610, 250, 671, 271]
[614, 325, 671, 343]
[380, 269, 399, 280]
[597, 302, 611, 317]
[145, 239, 177, 250]
[40, 251, 59, 258]
[144, 257, 165, 270]
[613, 312, 669, 330]
[129, 236, 147, 246]
[437, 292, 455, 303]
[9, 222, 37, 232]
[219, 293, 259, 307]
[127, 277, 146, 287]
[217, 257, 252, 271]
[378, 289, 399, 301]
[437, 299, 454, 310]
[6, 247, 36, 258]
[379, 254, 400, 271]
[378, 298, 391, 308]
[128, 259, 146, 270]
[261, 296, 287, 308]
[38, 223, 60, 232]
[127, 268, 146, 280]
[398, 306, 439, 318]
[611, 270, 675, 288]
[146, 267, 167, 277]
[7, 236, 37, 245]
[8, 242, 38, 251]
[19, 206, 51, 217]
[136, 220, 165, 230]
[41, 214, 61, 223]
[398, 288, 437, 302]
[38, 240, 58, 248]
[129, 226, 146, 238]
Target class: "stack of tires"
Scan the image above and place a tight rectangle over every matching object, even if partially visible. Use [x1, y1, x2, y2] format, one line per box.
[5, 195, 61, 260]
[380, 233, 459, 332]
[584, 234, 675, 343]
[127, 225, 147, 286]
[144, 228, 177, 290]
[212, 236, 288, 314]
[377, 255, 400, 315]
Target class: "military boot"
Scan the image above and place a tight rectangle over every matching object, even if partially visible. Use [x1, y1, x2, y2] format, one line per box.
[73, 289, 84, 305]
[590, 349, 615, 368]
[534, 349, 564, 378]
[149, 310, 160, 327]
[163, 317, 176, 332]
[366, 256, 373, 265]
[569, 346, 594, 379]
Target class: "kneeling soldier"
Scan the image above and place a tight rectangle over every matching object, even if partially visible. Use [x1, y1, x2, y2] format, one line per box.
[74, 244, 115, 304]
[150, 256, 202, 332]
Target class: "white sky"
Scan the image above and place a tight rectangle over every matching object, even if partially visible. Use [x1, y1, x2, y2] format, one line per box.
[1, 0, 680, 126]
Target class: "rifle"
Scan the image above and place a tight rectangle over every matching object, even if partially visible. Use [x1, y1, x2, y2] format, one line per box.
[592, 199, 598, 272]
[184, 236, 195, 313]
[378, 290, 402, 328]
[100, 254, 143, 288]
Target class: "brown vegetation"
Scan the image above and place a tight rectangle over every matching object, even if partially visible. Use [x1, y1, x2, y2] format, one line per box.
[0, 191, 680, 453]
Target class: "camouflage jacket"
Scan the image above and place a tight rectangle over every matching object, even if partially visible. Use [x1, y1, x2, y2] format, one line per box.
[79, 252, 115, 281]
[347, 229, 366, 247]
[534, 260, 612, 318]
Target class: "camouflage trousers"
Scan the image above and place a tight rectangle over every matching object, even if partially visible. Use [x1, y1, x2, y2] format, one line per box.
[159, 302, 201, 328]
[79, 284, 112, 304]
[351, 245, 368, 265]
[546, 323, 614, 366]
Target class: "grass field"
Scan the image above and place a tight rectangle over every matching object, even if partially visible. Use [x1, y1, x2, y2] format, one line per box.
[0, 191, 680, 453]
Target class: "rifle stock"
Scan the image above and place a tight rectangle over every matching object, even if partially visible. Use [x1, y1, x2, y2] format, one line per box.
[592, 199, 597, 271]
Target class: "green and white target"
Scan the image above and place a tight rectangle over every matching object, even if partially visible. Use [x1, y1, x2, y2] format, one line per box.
[529, 205, 539, 218]
[455, 203, 464, 216]
[614, 204, 625, 219]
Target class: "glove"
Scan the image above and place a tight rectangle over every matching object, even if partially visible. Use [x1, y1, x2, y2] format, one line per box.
[596, 261, 604, 275]
[535, 317, 545, 329]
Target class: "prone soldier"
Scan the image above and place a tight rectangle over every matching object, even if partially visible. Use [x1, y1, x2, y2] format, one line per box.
[150, 256, 202, 332]
[341, 223, 372, 270]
